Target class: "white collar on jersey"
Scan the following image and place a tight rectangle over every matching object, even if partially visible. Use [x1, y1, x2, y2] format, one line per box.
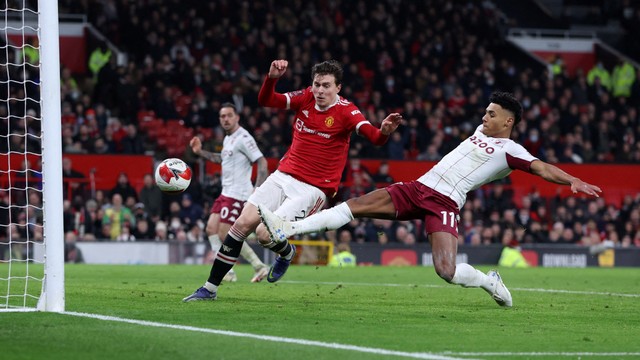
[314, 96, 339, 112]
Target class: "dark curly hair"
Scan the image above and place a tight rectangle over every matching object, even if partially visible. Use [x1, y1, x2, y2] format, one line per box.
[489, 91, 522, 126]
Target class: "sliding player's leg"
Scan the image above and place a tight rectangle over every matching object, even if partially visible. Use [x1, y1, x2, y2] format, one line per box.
[431, 231, 512, 307]
[259, 188, 397, 241]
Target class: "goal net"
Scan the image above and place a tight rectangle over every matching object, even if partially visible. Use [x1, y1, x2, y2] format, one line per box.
[0, 0, 64, 312]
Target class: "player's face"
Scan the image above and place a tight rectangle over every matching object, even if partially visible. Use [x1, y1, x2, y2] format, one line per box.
[481, 103, 513, 138]
[219, 107, 240, 134]
[312, 74, 341, 109]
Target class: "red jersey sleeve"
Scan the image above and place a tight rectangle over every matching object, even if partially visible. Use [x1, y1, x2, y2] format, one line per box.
[258, 76, 310, 110]
[258, 76, 287, 108]
[357, 123, 390, 146]
[341, 104, 389, 146]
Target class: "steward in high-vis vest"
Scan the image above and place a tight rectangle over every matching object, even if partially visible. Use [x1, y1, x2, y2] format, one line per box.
[328, 243, 357, 267]
[498, 240, 529, 268]
[611, 60, 636, 98]
[21, 37, 39, 65]
[89, 42, 112, 80]
[587, 62, 611, 91]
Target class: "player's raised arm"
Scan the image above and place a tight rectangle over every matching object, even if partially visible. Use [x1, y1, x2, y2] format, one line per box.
[358, 113, 404, 146]
[529, 159, 602, 197]
[268, 59, 288, 78]
[258, 59, 289, 108]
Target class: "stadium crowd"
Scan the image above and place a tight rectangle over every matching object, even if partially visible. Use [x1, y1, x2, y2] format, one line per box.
[3, 0, 640, 261]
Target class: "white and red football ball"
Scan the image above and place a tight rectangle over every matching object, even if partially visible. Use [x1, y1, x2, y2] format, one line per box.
[155, 158, 192, 194]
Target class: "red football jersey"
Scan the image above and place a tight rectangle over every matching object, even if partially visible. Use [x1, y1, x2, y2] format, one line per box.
[278, 87, 368, 194]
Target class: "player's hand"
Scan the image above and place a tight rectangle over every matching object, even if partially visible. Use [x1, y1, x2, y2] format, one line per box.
[189, 136, 202, 155]
[268, 60, 288, 78]
[570, 179, 602, 197]
[380, 113, 403, 136]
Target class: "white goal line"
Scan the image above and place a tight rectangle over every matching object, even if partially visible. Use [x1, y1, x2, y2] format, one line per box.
[61, 311, 640, 359]
[62, 311, 469, 360]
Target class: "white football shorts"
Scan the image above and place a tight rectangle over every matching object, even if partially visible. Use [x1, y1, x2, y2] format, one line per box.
[248, 170, 327, 221]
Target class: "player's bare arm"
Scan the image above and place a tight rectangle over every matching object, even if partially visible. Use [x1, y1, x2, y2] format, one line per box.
[254, 157, 269, 188]
[530, 159, 602, 197]
[268, 59, 288, 78]
[379, 113, 404, 135]
[190, 136, 221, 163]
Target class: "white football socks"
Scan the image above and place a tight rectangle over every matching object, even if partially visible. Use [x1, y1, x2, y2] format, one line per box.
[208, 234, 221, 252]
[451, 263, 492, 291]
[240, 242, 265, 270]
[204, 281, 217, 293]
[290, 202, 354, 235]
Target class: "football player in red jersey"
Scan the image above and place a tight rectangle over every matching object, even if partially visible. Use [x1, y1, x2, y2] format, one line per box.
[184, 59, 403, 301]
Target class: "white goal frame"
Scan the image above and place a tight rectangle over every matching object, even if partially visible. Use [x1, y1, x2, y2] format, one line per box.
[38, 0, 64, 312]
[0, 0, 64, 312]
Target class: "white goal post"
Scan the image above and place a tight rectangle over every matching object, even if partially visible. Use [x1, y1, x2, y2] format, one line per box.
[0, 0, 64, 312]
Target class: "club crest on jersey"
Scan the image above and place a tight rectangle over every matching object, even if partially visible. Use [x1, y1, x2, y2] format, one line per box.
[325, 116, 334, 127]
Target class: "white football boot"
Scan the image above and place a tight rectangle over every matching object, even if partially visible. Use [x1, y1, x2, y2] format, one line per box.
[250, 265, 270, 283]
[257, 204, 293, 243]
[486, 270, 513, 307]
[223, 269, 238, 282]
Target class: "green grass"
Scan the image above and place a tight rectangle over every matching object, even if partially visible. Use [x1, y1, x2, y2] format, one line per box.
[1, 264, 639, 359]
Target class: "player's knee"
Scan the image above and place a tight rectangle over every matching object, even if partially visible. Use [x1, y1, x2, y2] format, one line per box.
[434, 261, 456, 283]
[255, 223, 271, 245]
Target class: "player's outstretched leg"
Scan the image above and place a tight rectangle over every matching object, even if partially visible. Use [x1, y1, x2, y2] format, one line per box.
[485, 270, 512, 307]
[266, 244, 296, 283]
[257, 204, 293, 243]
[450, 264, 513, 307]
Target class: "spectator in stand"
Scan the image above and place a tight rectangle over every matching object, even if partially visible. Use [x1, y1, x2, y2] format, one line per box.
[79, 199, 101, 240]
[133, 217, 155, 241]
[109, 172, 138, 202]
[178, 193, 204, 229]
[139, 173, 163, 221]
[121, 124, 145, 154]
[154, 220, 169, 241]
[371, 161, 394, 186]
[386, 132, 405, 160]
[64, 231, 84, 263]
[102, 193, 135, 240]
[154, 87, 180, 120]
[62, 157, 86, 200]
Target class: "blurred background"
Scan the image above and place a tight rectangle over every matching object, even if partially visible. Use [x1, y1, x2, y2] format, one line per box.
[1, 0, 640, 266]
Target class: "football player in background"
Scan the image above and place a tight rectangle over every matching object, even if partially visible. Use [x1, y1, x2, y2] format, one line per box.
[189, 102, 270, 283]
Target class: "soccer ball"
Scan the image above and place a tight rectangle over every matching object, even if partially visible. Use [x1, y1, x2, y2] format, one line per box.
[155, 158, 192, 194]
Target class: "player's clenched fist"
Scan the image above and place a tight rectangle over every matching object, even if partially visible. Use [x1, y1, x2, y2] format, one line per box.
[269, 60, 288, 78]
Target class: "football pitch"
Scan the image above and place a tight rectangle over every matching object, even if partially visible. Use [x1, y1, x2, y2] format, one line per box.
[1, 264, 639, 359]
